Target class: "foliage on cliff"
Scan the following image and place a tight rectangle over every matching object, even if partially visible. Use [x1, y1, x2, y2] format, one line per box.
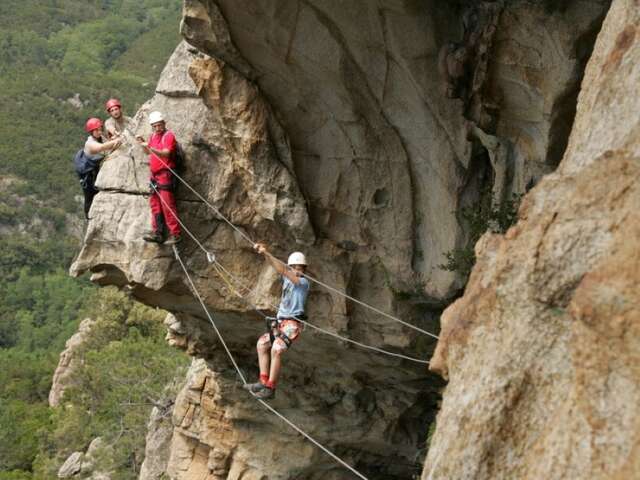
[440, 191, 522, 279]
[33, 288, 188, 480]
[0, 285, 188, 479]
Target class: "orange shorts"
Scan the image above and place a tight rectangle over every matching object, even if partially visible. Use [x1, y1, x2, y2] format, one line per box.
[257, 319, 301, 352]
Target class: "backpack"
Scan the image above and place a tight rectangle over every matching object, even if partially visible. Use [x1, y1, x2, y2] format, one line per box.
[173, 141, 186, 175]
[154, 131, 186, 175]
[74, 149, 102, 177]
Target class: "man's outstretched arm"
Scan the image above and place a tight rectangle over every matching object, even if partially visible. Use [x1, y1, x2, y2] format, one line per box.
[254, 243, 303, 284]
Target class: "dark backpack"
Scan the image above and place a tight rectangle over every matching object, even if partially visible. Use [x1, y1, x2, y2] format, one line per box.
[173, 141, 186, 175]
[74, 149, 102, 177]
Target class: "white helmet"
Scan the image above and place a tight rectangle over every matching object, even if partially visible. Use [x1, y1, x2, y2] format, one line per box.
[148, 111, 165, 125]
[287, 252, 307, 266]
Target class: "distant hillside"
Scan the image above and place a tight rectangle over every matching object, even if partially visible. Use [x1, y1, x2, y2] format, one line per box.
[0, 2, 184, 478]
[0, 0, 181, 210]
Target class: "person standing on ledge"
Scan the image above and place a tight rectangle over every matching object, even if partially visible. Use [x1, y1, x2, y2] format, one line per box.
[243, 243, 310, 400]
[104, 98, 131, 140]
[136, 111, 182, 245]
[77, 118, 121, 219]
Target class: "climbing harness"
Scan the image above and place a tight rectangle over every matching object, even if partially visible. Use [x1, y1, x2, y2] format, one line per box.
[148, 155, 439, 340]
[149, 177, 174, 192]
[265, 316, 293, 349]
[172, 245, 369, 480]
[264, 315, 305, 350]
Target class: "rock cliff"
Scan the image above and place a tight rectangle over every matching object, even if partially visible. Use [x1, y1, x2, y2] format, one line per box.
[424, 0, 639, 478]
[67, 0, 619, 478]
[49, 318, 95, 407]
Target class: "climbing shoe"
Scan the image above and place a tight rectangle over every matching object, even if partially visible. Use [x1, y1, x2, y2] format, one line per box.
[253, 387, 275, 400]
[143, 231, 164, 243]
[242, 382, 266, 393]
[164, 234, 182, 245]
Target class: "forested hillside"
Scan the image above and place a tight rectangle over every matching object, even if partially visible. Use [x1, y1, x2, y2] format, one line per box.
[0, 1, 188, 478]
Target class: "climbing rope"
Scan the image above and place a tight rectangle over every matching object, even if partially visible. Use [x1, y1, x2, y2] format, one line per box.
[172, 245, 370, 480]
[148, 154, 439, 339]
[150, 154, 255, 245]
[149, 182, 210, 256]
[149, 177, 426, 477]
[212, 259, 430, 365]
[150, 182, 429, 364]
[298, 271, 439, 340]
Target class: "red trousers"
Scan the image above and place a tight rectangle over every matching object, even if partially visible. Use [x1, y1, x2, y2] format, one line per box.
[150, 171, 181, 236]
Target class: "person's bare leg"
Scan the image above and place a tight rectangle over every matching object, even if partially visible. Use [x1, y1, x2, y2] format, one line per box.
[257, 341, 271, 377]
[268, 344, 284, 385]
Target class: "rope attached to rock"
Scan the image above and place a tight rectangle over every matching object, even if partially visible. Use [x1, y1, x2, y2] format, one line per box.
[172, 245, 370, 480]
[149, 156, 439, 339]
[150, 182, 429, 365]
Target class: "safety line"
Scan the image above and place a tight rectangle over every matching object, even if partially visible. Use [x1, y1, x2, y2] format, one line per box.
[254, 399, 369, 480]
[212, 260, 430, 365]
[151, 154, 255, 245]
[301, 272, 439, 340]
[172, 245, 369, 480]
[215, 263, 255, 298]
[253, 245, 438, 338]
[173, 245, 246, 383]
[148, 154, 438, 338]
[149, 183, 210, 256]
[150, 183, 430, 364]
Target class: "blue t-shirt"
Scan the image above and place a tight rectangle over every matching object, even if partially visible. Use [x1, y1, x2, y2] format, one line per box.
[277, 276, 309, 319]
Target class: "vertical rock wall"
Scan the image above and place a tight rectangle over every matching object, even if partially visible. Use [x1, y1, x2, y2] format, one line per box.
[424, 0, 639, 478]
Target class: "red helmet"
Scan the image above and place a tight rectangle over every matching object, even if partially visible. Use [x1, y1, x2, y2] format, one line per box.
[85, 118, 103, 133]
[105, 98, 121, 112]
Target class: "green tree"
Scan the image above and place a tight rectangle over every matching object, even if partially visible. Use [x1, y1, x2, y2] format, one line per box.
[35, 288, 187, 479]
[440, 191, 523, 279]
[0, 400, 50, 471]
[0, 2, 183, 477]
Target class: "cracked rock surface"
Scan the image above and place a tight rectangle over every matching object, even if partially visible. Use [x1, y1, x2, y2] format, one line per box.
[425, 0, 639, 478]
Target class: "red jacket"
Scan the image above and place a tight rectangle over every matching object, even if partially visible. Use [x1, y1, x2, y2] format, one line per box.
[148, 130, 177, 174]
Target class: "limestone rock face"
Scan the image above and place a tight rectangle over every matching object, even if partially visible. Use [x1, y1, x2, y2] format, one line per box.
[164, 358, 436, 480]
[57, 438, 113, 480]
[182, 0, 465, 297]
[486, 0, 610, 193]
[58, 452, 84, 479]
[424, 1, 639, 479]
[68, 1, 613, 479]
[182, 0, 607, 298]
[72, 36, 443, 480]
[49, 318, 95, 407]
[138, 396, 176, 480]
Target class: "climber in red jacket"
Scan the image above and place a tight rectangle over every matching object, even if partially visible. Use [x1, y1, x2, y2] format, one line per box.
[136, 111, 182, 245]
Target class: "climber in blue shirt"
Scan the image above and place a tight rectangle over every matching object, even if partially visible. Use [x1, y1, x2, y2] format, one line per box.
[243, 243, 310, 399]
